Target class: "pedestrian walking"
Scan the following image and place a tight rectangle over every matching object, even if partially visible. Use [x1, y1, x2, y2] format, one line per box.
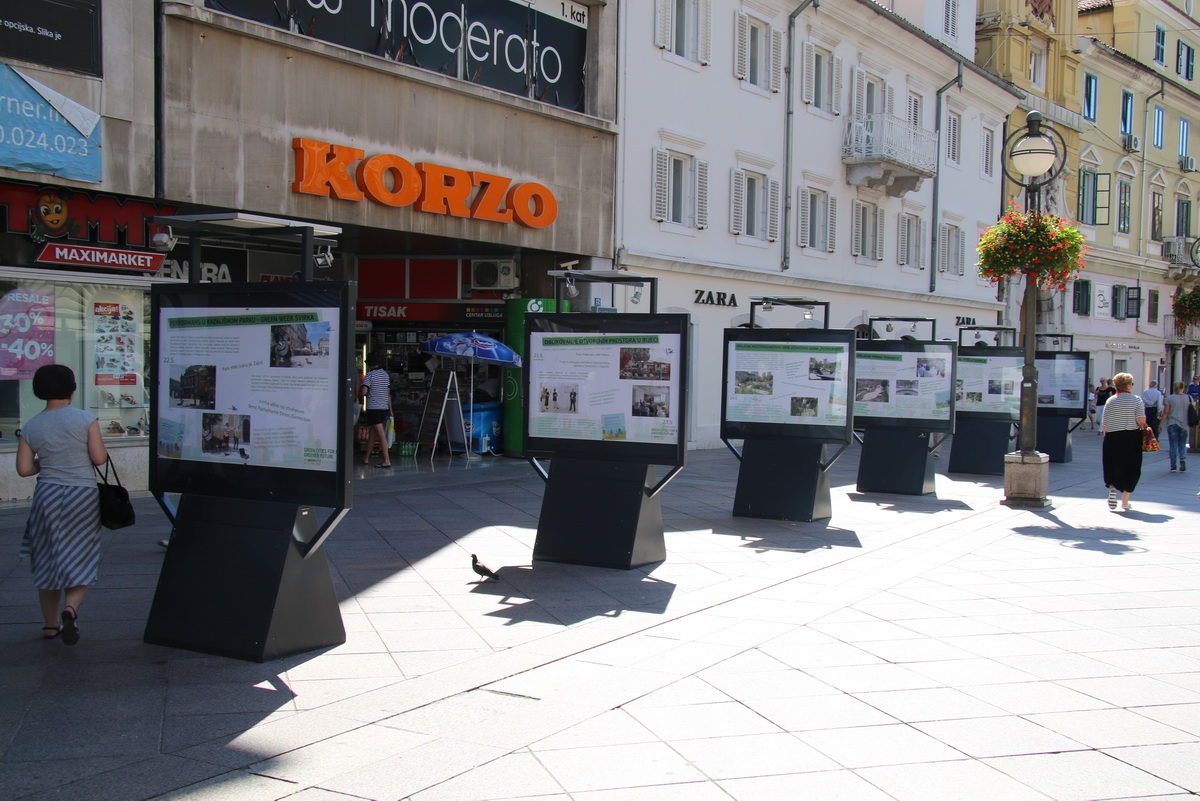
[1142, 380, 1163, 437]
[359, 352, 393, 468]
[1095, 378, 1116, 432]
[1162, 382, 1192, 472]
[14, 365, 109, 645]
[1101, 372, 1147, 512]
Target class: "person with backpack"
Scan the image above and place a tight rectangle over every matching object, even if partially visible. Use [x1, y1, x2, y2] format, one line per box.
[1162, 382, 1196, 472]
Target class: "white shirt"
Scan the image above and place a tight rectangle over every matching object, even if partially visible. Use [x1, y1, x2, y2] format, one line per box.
[1142, 387, 1163, 408]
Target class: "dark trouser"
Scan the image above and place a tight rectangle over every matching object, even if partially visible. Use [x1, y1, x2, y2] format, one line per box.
[1146, 407, 1160, 437]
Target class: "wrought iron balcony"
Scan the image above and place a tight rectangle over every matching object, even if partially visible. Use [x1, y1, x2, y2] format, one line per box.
[1165, 314, 1200, 344]
[1161, 236, 1197, 265]
[842, 113, 938, 197]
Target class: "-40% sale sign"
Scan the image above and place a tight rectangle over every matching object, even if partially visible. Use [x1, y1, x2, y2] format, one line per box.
[0, 287, 55, 379]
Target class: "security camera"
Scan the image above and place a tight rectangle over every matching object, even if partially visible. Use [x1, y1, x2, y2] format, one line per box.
[150, 229, 178, 252]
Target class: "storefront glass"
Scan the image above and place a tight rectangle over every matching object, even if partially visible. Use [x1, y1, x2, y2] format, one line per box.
[1, 270, 154, 446]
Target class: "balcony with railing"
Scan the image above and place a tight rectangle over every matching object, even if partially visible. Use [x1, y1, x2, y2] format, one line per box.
[1161, 235, 1197, 265]
[1165, 314, 1200, 344]
[841, 113, 938, 197]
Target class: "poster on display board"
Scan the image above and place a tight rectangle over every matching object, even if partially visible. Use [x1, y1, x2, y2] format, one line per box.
[151, 282, 353, 509]
[720, 328, 856, 443]
[524, 313, 689, 465]
[1035, 351, 1090, 418]
[955, 348, 1023, 419]
[853, 341, 957, 432]
[0, 286, 55, 379]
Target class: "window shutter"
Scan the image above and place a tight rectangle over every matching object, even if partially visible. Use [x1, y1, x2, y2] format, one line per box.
[654, 0, 672, 49]
[957, 227, 966, 275]
[874, 206, 886, 260]
[897, 213, 909, 264]
[695, 160, 709, 229]
[885, 85, 895, 117]
[1072, 281, 1084, 313]
[826, 196, 838, 252]
[734, 11, 749, 80]
[730, 168, 746, 234]
[698, 0, 712, 64]
[831, 57, 844, 115]
[852, 67, 866, 118]
[798, 189, 811, 247]
[1125, 286, 1142, 319]
[652, 149, 670, 222]
[918, 218, 927, 268]
[938, 223, 948, 271]
[769, 29, 784, 92]
[802, 42, 816, 104]
[767, 179, 781, 241]
[944, 0, 958, 36]
[851, 200, 864, 256]
[1112, 285, 1126, 319]
[1095, 172, 1112, 225]
[907, 94, 921, 127]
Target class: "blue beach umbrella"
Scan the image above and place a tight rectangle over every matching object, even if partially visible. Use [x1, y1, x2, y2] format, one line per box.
[417, 332, 522, 367]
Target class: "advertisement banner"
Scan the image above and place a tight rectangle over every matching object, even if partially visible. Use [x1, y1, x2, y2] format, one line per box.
[854, 342, 956, 429]
[90, 301, 140, 387]
[0, 64, 102, 182]
[0, 286, 54, 379]
[156, 307, 340, 472]
[725, 342, 851, 428]
[0, 2, 101, 76]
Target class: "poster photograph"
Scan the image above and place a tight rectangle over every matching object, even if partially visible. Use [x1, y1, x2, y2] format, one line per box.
[724, 342, 851, 428]
[1035, 353, 1090, 415]
[156, 306, 340, 472]
[854, 345, 955, 423]
[956, 353, 1022, 416]
[528, 331, 681, 446]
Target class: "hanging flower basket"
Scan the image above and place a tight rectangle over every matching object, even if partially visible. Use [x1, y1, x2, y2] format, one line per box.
[1174, 288, 1200, 327]
[976, 204, 1086, 291]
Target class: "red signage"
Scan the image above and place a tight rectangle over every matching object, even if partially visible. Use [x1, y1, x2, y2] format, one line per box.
[36, 243, 165, 271]
[357, 301, 505, 323]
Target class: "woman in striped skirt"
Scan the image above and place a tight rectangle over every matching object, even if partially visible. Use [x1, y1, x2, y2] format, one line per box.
[1101, 372, 1148, 513]
[15, 365, 109, 644]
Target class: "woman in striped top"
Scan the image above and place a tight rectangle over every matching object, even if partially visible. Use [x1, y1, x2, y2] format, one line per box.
[1101, 372, 1148, 512]
[359, 352, 393, 468]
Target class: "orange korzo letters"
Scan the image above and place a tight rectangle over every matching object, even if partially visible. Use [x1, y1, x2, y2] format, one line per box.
[292, 138, 557, 229]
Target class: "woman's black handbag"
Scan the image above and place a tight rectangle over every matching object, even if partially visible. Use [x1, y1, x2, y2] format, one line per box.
[94, 456, 135, 530]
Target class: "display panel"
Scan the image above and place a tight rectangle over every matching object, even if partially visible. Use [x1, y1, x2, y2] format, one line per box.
[955, 347, 1023, 419]
[720, 328, 856, 442]
[1035, 351, 1090, 418]
[524, 313, 689, 464]
[853, 341, 956, 431]
[151, 282, 353, 508]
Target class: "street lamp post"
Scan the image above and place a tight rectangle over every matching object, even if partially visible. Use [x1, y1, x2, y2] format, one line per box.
[1001, 110, 1067, 507]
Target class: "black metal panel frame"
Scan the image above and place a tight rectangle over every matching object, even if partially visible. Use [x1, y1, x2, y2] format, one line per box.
[1033, 350, 1091, 418]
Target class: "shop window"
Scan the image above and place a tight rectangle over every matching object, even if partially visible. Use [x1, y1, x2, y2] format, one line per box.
[1, 276, 150, 446]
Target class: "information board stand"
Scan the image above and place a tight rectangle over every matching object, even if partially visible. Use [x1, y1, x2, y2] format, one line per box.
[533, 458, 665, 569]
[857, 426, 938, 495]
[1036, 414, 1073, 462]
[733, 438, 834, 522]
[144, 495, 345, 662]
[948, 418, 1015, 475]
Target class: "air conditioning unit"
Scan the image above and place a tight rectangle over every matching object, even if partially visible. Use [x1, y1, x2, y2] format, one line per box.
[470, 259, 519, 290]
[1182, 155, 1198, 172]
[1122, 133, 1141, 153]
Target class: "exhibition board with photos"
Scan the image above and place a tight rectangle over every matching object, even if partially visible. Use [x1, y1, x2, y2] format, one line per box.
[156, 307, 340, 471]
[853, 343, 955, 425]
[724, 340, 852, 429]
[528, 331, 681, 446]
[954, 351, 1088, 417]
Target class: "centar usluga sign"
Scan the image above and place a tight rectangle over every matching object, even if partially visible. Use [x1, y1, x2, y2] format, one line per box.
[292, 137, 558, 229]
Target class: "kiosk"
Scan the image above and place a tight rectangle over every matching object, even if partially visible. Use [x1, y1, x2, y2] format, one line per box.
[854, 340, 957, 495]
[721, 327, 856, 522]
[524, 313, 688, 569]
[1033, 351, 1091, 462]
[145, 282, 353, 661]
[949, 346, 1021, 475]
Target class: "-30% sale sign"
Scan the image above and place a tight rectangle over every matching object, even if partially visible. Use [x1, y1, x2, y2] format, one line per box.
[0, 288, 55, 379]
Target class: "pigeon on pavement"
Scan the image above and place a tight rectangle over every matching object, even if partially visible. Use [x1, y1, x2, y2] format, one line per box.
[471, 554, 499, 581]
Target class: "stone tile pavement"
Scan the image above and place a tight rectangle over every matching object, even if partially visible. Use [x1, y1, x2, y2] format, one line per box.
[2, 430, 1200, 800]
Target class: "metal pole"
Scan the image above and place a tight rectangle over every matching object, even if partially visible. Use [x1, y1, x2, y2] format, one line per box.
[1017, 182, 1041, 455]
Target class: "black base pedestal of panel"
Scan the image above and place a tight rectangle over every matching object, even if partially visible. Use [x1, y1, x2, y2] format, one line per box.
[733, 437, 831, 522]
[1036, 415, 1073, 463]
[144, 494, 346, 662]
[856, 427, 937, 496]
[534, 458, 665, 570]
[948, 418, 1014, 476]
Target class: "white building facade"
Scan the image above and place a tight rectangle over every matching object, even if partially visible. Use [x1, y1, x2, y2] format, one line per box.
[612, 0, 1022, 448]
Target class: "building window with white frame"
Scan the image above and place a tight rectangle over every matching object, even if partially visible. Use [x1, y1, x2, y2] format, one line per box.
[1120, 91, 1134, 135]
[799, 187, 837, 251]
[730, 168, 780, 240]
[1082, 74, 1098, 121]
[938, 223, 965, 275]
[654, 0, 712, 64]
[1176, 196, 1193, 237]
[897, 212, 924, 267]
[1181, 118, 1191, 157]
[1151, 191, 1164, 240]
[652, 148, 709, 229]
[1154, 106, 1165, 148]
[1029, 41, 1046, 90]
[945, 111, 961, 164]
[981, 127, 996, 178]
[1077, 169, 1111, 226]
[851, 199, 884, 260]
[1155, 26, 1166, 64]
[735, 12, 782, 92]
[1178, 41, 1195, 81]
[802, 43, 841, 112]
[1117, 179, 1132, 233]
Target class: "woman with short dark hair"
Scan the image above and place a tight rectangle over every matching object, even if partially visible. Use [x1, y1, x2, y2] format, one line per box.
[1101, 372, 1147, 512]
[15, 364, 109, 644]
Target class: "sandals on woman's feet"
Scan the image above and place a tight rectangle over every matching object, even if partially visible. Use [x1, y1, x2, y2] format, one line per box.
[1122, 502, 1133, 512]
[60, 606, 79, 646]
[41, 626, 60, 640]
[1107, 488, 1118, 510]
